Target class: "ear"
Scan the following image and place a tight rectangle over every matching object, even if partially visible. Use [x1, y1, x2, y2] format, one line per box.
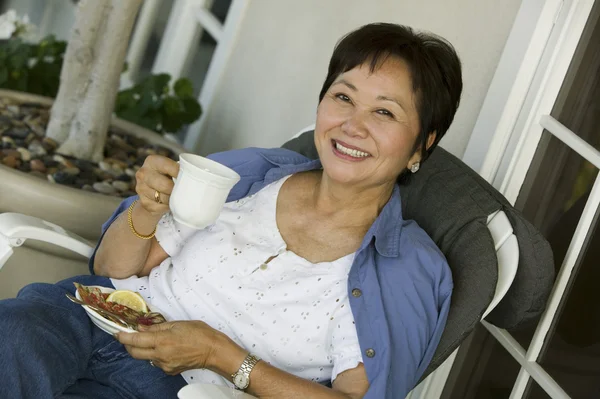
[426, 131, 437, 150]
[407, 131, 437, 168]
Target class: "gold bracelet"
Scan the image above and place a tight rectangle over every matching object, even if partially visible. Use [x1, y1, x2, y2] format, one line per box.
[127, 199, 156, 240]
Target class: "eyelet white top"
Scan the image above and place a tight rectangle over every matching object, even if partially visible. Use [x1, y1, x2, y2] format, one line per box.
[112, 176, 363, 386]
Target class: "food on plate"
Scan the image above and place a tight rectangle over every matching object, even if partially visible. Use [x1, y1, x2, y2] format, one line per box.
[106, 290, 149, 313]
[74, 283, 166, 329]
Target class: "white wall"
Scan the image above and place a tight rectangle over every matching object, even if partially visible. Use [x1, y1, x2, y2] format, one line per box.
[196, 0, 523, 158]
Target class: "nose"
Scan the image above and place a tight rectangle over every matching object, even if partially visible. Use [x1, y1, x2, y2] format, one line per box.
[341, 111, 368, 139]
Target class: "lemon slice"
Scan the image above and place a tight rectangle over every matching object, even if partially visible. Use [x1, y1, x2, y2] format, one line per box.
[106, 290, 148, 313]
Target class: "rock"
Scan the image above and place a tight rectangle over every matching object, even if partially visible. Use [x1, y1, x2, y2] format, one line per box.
[107, 148, 129, 162]
[53, 154, 67, 165]
[5, 127, 30, 140]
[112, 180, 130, 192]
[47, 174, 55, 183]
[99, 161, 113, 173]
[52, 171, 77, 185]
[30, 159, 46, 173]
[42, 156, 59, 168]
[62, 167, 80, 176]
[73, 159, 95, 173]
[93, 182, 117, 194]
[6, 105, 19, 115]
[1, 149, 21, 159]
[1, 136, 15, 148]
[47, 167, 58, 175]
[28, 141, 47, 156]
[24, 117, 46, 136]
[2, 155, 19, 168]
[116, 173, 131, 182]
[41, 137, 58, 151]
[17, 161, 31, 172]
[16, 147, 31, 161]
[25, 133, 37, 145]
[125, 168, 136, 177]
[81, 184, 95, 192]
[105, 157, 128, 169]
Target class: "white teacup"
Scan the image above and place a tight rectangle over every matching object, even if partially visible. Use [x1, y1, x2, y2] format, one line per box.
[170, 153, 240, 229]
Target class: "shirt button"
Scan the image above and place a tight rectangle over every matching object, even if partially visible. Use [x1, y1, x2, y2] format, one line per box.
[351, 288, 362, 298]
[365, 348, 376, 358]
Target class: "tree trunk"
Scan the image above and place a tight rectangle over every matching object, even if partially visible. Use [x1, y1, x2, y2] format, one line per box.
[47, 0, 143, 162]
[46, 0, 109, 144]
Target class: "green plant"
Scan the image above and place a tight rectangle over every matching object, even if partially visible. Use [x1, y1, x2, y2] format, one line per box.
[0, 36, 202, 136]
[115, 73, 202, 134]
[0, 35, 65, 98]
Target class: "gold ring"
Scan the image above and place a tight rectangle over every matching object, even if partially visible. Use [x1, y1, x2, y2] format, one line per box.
[154, 190, 161, 204]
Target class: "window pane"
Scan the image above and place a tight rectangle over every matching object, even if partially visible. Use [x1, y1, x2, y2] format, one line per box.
[550, 1, 599, 142]
[526, 379, 552, 399]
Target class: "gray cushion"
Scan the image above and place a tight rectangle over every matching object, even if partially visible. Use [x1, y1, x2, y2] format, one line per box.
[281, 131, 554, 378]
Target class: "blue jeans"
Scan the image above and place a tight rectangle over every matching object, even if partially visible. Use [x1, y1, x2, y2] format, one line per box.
[0, 275, 186, 399]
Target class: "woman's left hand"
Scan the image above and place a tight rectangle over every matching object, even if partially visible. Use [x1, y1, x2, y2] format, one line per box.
[115, 320, 223, 375]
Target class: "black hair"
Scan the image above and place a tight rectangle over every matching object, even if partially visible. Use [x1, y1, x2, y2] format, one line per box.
[319, 23, 463, 171]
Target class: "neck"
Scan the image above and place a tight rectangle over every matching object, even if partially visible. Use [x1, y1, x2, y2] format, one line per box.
[310, 171, 395, 229]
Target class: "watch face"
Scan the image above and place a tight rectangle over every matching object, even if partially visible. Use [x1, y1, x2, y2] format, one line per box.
[234, 373, 249, 389]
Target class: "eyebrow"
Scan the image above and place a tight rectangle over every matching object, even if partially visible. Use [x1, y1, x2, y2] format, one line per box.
[376, 95, 404, 109]
[333, 79, 358, 91]
[333, 79, 405, 110]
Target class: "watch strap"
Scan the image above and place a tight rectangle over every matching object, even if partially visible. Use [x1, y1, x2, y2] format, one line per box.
[232, 353, 261, 390]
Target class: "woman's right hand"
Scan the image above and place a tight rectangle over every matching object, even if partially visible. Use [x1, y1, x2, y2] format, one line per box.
[134, 155, 180, 217]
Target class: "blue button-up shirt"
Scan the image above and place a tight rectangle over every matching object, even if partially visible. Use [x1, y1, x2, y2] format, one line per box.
[93, 147, 453, 398]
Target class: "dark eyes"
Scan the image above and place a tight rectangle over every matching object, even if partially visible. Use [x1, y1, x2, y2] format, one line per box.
[333, 93, 395, 119]
[335, 93, 351, 102]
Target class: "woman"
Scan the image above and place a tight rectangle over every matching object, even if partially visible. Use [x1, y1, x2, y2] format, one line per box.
[0, 23, 461, 398]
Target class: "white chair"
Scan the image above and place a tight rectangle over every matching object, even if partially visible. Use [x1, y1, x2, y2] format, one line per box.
[0, 208, 518, 399]
[0, 126, 519, 399]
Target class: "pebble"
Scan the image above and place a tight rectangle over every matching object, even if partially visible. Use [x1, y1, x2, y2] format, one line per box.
[16, 147, 31, 161]
[0, 97, 177, 198]
[112, 180, 130, 192]
[52, 171, 77, 185]
[53, 154, 67, 165]
[41, 137, 58, 151]
[2, 155, 19, 168]
[62, 167, 80, 176]
[93, 182, 117, 194]
[28, 141, 47, 156]
[30, 159, 46, 173]
[2, 136, 15, 147]
[5, 127, 29, 140]
[99, 161, 113, 174]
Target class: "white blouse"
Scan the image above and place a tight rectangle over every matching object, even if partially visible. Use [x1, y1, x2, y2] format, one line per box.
[112, 175, 363, 387]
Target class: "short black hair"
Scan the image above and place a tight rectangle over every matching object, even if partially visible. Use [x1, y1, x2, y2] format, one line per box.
[319, 23, 463, 164]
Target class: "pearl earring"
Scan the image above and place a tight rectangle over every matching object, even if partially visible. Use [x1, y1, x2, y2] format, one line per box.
[410, 162, 420, 173]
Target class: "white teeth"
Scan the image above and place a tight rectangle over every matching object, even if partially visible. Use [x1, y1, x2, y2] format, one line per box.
[335, 142, 370, 158]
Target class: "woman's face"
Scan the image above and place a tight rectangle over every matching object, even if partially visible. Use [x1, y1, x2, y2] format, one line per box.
[315, 58, 428, 189]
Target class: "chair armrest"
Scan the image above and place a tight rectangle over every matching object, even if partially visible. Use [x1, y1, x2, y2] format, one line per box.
[0, 212, 94, 272]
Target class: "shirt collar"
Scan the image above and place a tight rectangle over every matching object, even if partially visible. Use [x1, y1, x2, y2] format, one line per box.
[259, 148, 404, 257]
[359, 184, 403, 257]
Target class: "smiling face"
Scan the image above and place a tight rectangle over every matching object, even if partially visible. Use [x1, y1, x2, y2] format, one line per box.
[315, 57, 429, 190]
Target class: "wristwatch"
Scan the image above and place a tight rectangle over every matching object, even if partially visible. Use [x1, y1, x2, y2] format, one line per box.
[231, 353, 261, 390]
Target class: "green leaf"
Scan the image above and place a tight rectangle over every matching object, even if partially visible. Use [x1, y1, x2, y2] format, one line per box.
[173, 78, 194, 98]
[148, 73, 171, 94]
[180, 97, 202, 124]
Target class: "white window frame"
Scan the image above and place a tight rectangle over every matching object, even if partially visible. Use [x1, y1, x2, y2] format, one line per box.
[412, 0, 598, 398]
[120, 0, 250, 151]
